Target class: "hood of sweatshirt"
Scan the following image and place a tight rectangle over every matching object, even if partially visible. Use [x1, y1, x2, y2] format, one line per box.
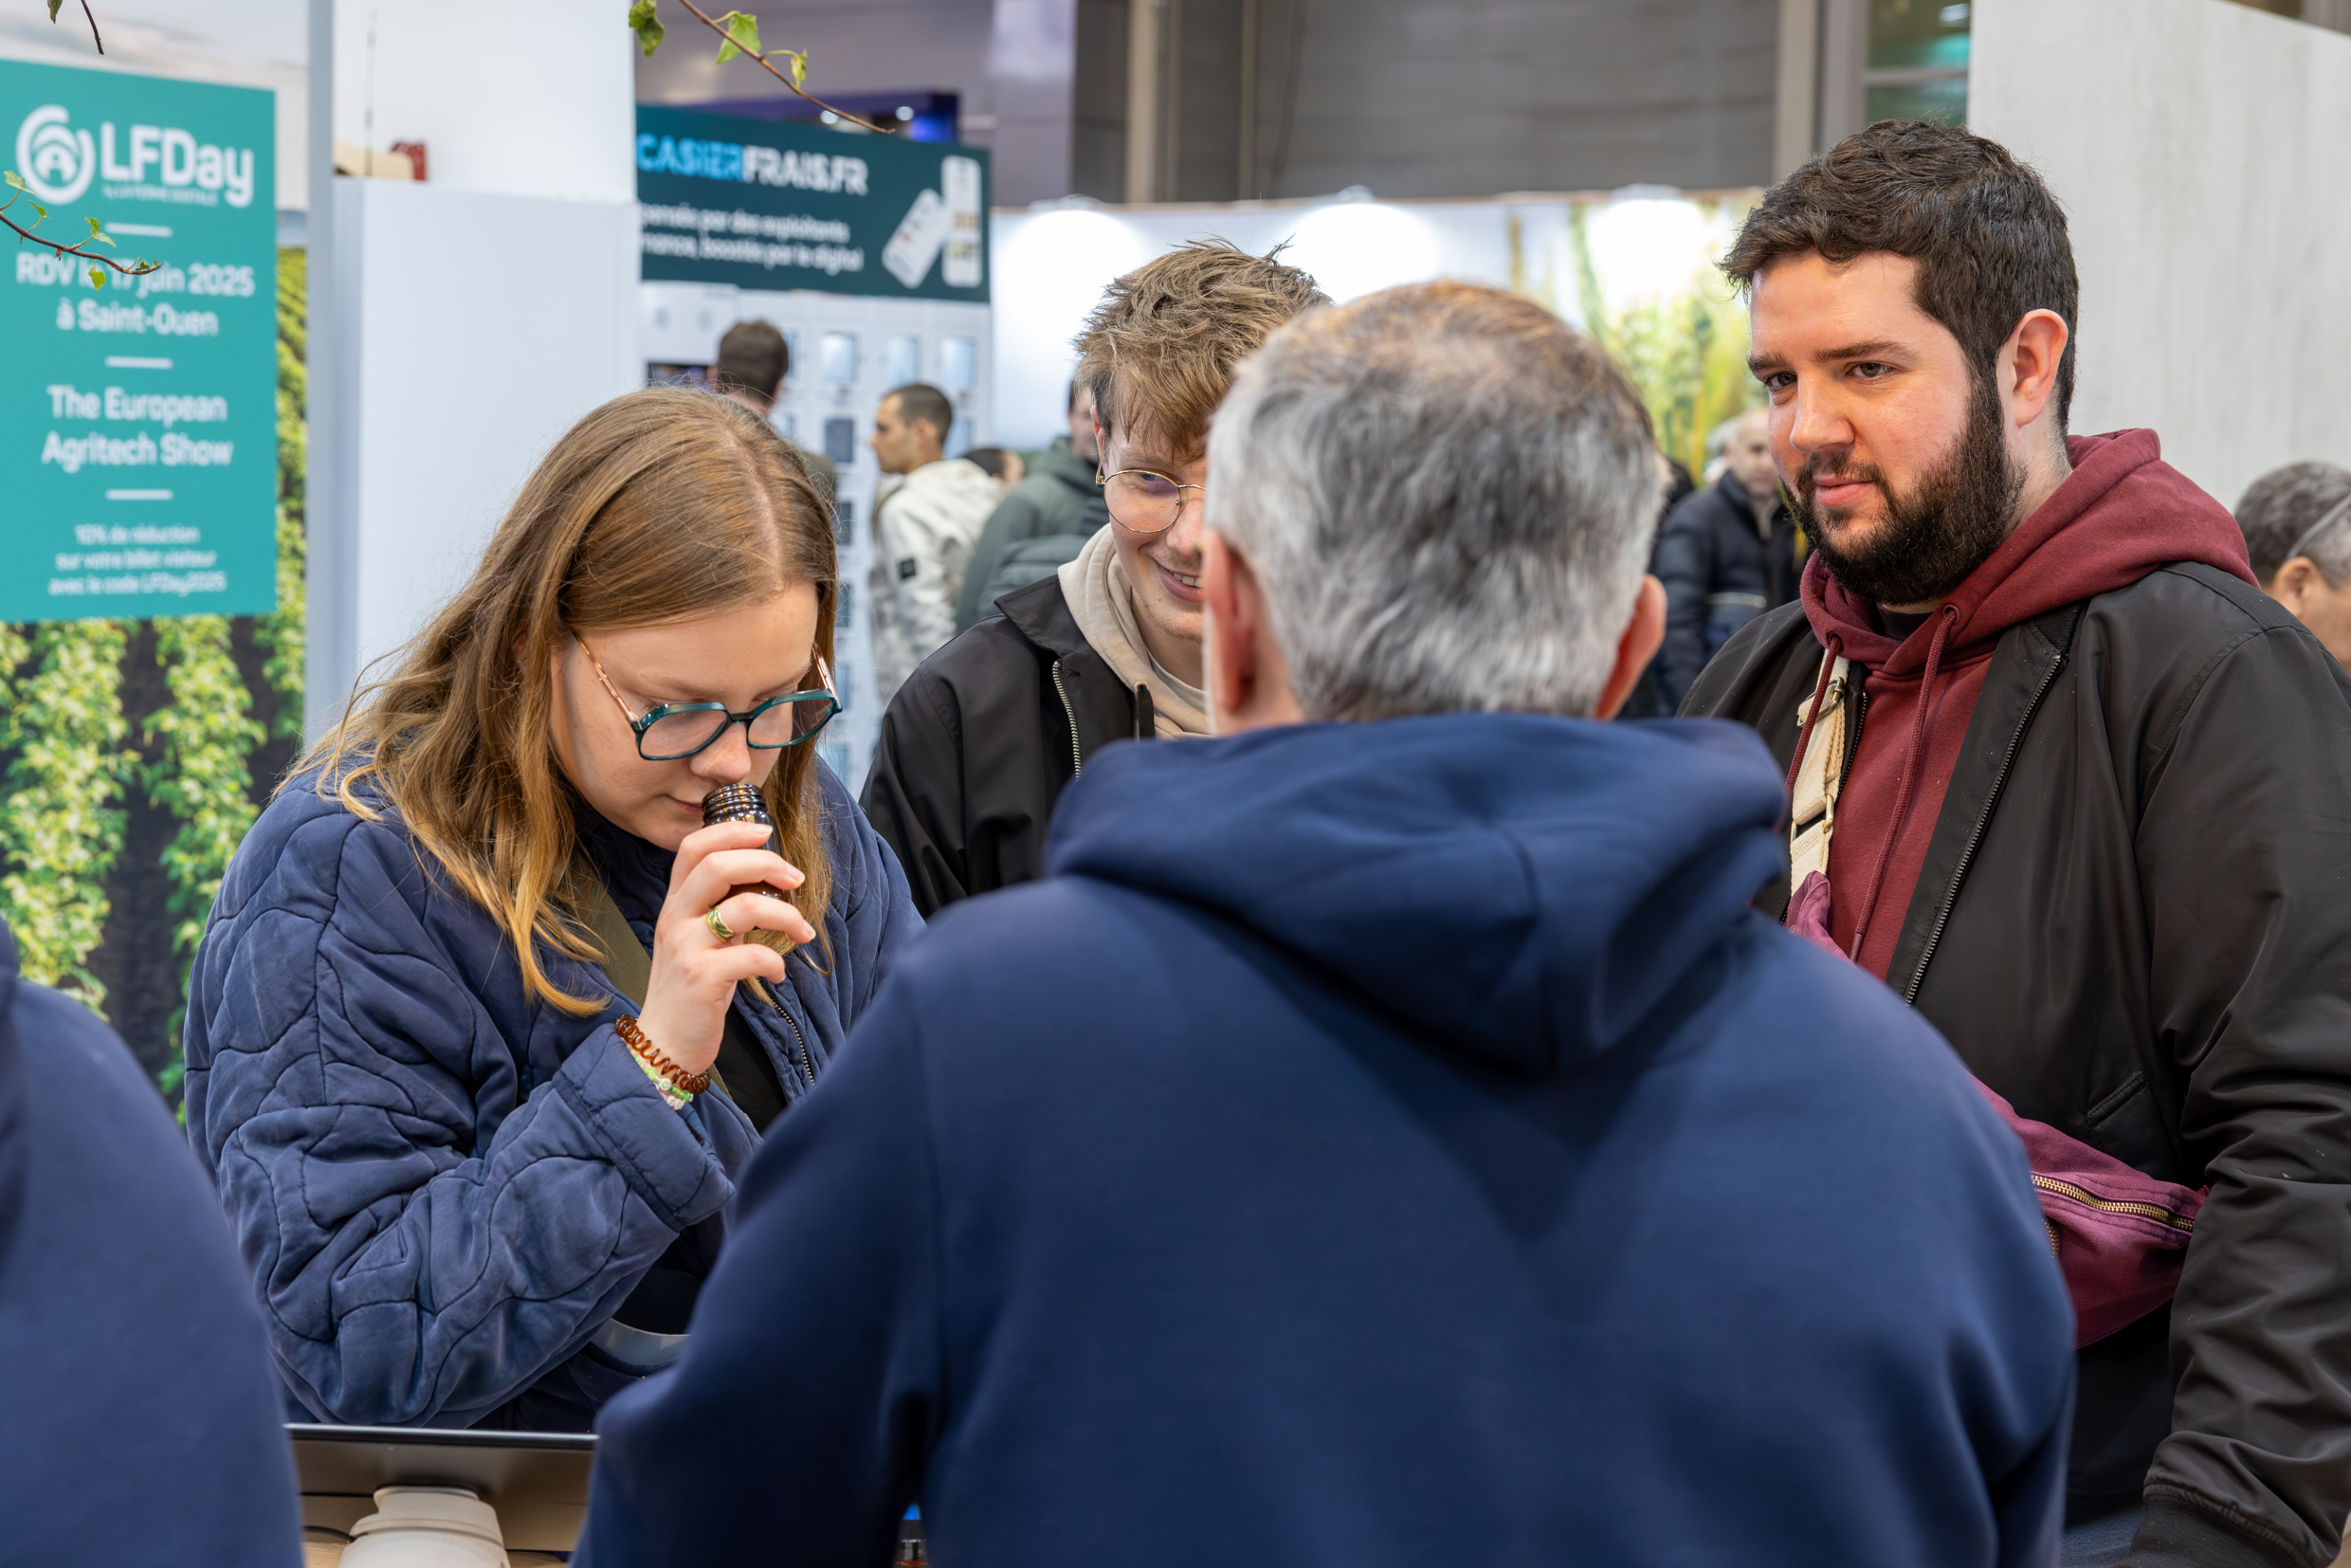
[1802, 428, 2256, 669]
[1043, 712, 1788, 1076]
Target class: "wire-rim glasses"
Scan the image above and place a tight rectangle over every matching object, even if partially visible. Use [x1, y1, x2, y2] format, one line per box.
[1097, 467, 1205, 535]
[578, 636, 840, 761]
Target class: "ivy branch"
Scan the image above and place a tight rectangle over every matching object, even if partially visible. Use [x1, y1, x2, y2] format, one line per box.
[2, 173, 159, 288]
[43, 0, 103, 54]
[628, 1, 888, 134]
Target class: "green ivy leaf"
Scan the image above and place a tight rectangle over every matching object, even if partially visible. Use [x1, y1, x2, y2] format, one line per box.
[3, 170, 24, 190]
[89, 265, 104, 288]
[46, 0, 62, 21]
[788, 49, 807, 86]
[85, 215, 115, 247]
[713, 9, 759, 63]
[27, 199, 46, 222]
[626, 0, 664, 57]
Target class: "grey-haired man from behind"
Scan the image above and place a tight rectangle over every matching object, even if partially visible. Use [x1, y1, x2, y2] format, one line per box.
[579, 280, 2072, 1568]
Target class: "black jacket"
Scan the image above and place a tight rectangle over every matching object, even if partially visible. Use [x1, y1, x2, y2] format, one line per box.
[1652, 473, 1800, 706]
[861, 574, 1149, 917]
[1686, 565, 2351, 1568]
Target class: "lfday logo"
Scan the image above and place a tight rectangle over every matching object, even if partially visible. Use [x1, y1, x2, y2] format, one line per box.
[16, 104, 94, 205]
[10, 100, 256, 210]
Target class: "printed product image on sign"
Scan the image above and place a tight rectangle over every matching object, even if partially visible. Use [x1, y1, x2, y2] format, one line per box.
[0, 60, 276, 624]
[940, 155, 982, 289]
[636, 104, 989, 301]
[882, 188, 951, 289]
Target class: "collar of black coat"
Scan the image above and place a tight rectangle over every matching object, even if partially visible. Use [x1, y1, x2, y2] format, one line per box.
[1714, 468, 1789, 527]
[994, 572, 1098, 663]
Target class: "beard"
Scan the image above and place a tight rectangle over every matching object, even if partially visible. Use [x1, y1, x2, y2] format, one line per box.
[1798, 374, 2027, 609]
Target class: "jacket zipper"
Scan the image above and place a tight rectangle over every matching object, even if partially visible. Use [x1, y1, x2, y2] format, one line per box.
[2030, 1174, 2196, 1233]
[1903, 645, 2066, 1005]
[1050, 659, 1084, 778]
[1838, 684, 1868, 793]
[779, 1000, 817, 1095]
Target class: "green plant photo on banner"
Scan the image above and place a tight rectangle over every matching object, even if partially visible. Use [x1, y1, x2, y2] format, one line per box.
[1566, 196, 1763, 484]
[0, 246, 304, 1108]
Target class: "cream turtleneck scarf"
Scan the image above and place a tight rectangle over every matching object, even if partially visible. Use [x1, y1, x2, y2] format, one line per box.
[1056, 525, 1209, 738]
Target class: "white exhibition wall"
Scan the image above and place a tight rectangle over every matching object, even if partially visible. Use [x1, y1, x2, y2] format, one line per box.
[1972, 0, 2351, 509]
[328, 0, 635, 203]
[326, 182, 639, 691]
[307, 0, 641, 736]
[989, 191, 1752, 450]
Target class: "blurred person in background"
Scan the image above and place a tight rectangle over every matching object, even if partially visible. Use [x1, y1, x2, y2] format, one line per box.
[1686, 120, 2351, 1568]
[713, 319, 836, 502]
[961, 446, 1024, 491]
[2235, 460, 2351, 668]
[862, 242, 1325, 916]
[1, 916, 302, 1567]
[1609, 446, 1696, 719]
[1651, 407, 1801, 706]
[867, 381, 1001, 707]
[1700, 412, 1735, 485]
[955, 378, 1110, 633]
[185, 389, 920, 1432]
[579, 282, 2074, 1568]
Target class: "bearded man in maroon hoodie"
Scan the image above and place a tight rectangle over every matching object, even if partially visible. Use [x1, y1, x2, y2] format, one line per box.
[1686, 121, 2351, 1568]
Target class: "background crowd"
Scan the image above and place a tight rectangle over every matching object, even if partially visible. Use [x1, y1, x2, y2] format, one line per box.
[10, 118, 2351, 1568]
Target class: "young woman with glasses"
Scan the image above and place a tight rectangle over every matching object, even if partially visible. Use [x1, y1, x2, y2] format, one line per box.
[183, 388, 920, 1431]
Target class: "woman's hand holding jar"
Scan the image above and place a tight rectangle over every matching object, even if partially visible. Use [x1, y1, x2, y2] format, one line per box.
[634, 821, 818, 1077]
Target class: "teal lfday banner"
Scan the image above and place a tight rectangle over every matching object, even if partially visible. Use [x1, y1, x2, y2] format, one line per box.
[0, 61, 276, 623]
[636, 105, 988, 301]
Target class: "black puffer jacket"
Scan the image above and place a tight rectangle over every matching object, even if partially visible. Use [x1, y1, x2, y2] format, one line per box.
[1651, 473, 1800, 706]
[1685, 566, 2351, 1568]
[862, 574, 1150, 916]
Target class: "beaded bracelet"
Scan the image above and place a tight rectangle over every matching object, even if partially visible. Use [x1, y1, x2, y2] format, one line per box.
[616, 1014, 712, 1097]
[632, 1050, 692, 1110]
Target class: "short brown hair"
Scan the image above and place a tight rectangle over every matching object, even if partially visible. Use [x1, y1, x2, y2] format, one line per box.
[884, 382, 954, 443]
[716, 319, 789, 400]
[1074, 240, 1327, 459]
[1723, 121, 2079, 428]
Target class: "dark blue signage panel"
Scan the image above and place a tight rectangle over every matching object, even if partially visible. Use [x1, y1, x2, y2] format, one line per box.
[636, 105, 988, 301]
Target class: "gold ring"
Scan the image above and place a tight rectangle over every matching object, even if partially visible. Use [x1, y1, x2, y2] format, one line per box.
[703, 907, 737, 941]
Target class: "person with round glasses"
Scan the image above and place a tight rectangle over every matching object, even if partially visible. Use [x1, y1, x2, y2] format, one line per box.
[183, 387, 921, 1431]
[863, 241, 1329, 917]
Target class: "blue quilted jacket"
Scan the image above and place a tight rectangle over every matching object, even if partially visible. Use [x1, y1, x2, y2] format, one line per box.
[184, 761, 920, 1429]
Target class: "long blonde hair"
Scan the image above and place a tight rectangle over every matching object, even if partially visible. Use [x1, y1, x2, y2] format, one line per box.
[303, 388, 837, 1013]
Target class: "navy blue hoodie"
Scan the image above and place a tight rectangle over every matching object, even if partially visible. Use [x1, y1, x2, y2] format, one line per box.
[582, 715, 2075, 1568]
[0, 919, 301, 1565]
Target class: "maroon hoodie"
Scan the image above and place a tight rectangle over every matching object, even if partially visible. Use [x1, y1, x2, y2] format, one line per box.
[1806, 429, 2256, 979]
